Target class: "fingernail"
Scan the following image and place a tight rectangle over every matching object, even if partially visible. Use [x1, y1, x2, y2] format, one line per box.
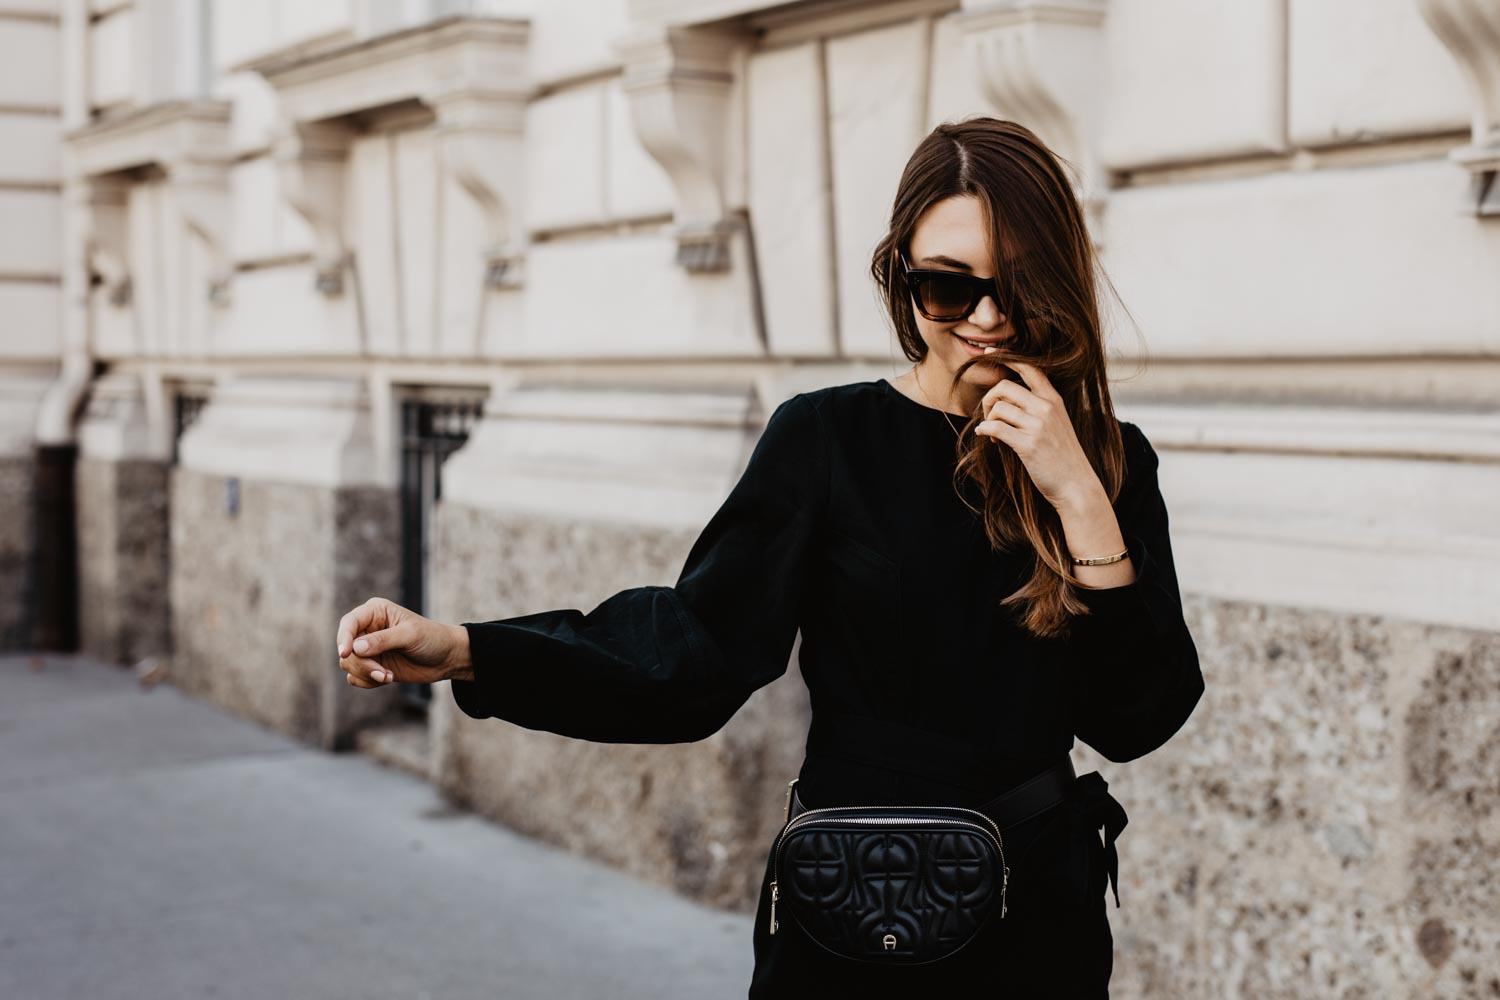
[373, 670, 387, 683]
[354, 638, 368, 654]
[336, 642, 344, 656]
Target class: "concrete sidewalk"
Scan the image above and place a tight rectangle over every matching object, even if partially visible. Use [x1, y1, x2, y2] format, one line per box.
[0, 653, 754, 1000]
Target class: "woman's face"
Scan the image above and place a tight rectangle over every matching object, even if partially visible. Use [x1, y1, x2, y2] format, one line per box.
[906, 194, 1020, 399]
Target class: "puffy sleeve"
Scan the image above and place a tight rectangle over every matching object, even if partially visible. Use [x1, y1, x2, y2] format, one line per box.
[447, 393, 828, 744]
[1067, 420, 1205, 763]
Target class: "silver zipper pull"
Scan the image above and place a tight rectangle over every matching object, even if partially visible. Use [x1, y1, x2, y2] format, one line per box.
[1000, 865, 1010, 918]
[769, 880, 779, 934]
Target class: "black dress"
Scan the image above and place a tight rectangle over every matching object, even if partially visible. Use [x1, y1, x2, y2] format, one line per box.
[450, 377, 1205, 998]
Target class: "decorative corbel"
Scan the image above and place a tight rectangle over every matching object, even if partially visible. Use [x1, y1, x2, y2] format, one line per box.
[431, 92, 528, 290]
[957, 0, 1109, 240]
[80, 176, 133, 307]
[166, 159, 234, 306]
[1415, 0, 1500, 217]
[273, 120, 356, 295]
[615, 22, 743, 273]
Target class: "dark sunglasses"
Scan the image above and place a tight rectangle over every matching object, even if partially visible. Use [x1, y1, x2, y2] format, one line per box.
[898, 249, 1023, 323]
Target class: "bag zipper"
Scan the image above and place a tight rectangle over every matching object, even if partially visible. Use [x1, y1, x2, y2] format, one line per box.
[768, 780, 1010, 934]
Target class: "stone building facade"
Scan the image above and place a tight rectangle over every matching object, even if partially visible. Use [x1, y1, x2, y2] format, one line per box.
[3, 0, 1498, 996]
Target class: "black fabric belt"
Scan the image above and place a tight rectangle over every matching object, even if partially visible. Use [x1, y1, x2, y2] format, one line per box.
[803, 710, 1060, 794]
[789, 752, 1077, 833]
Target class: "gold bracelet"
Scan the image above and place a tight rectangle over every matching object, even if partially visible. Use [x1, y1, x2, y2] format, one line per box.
[1071, 547, 1129, 566]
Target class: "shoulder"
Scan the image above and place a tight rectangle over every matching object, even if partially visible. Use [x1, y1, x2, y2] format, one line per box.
[791, 379, 892, 428]
[754, 389, 833, 473]
[759, 379, 890, 464]
[1117, 419, 1159, 473]
[1111, 420, 1161, 514]
[796, 379, 885, 412]
[763, 380, 888, 436]
[746, 390, 834, 510]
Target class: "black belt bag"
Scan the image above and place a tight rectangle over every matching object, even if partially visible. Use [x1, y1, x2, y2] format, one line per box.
[767, 755, 1079, 965]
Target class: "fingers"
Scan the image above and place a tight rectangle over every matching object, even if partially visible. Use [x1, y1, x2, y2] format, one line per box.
[336, 598, 384, 658]
[350, 623, 407, 659]
[979, 376, 1022, 412]
[339, 649, 393, 685]
[999, 359, 1057, 399]
[984, 397, 1033, 430]
[338, 622, 409, 688]
[336, 599, 417, 691]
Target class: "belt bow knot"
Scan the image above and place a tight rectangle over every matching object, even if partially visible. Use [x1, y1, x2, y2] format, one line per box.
[1068, 770, 1129, 908]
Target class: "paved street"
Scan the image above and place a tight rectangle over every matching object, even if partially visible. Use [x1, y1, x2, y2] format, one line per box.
[0, 653, 754, 1000]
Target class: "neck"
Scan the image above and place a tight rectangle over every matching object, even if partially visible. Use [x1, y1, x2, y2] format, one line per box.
[914, 362, 981, 417]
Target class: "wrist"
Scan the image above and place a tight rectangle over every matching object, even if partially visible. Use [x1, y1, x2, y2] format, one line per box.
[1053, 479, 1110, 519]
[444, 624, 475, 682]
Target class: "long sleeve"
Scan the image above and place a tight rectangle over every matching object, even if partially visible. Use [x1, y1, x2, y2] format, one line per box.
[448, 393, 828, 744]
[1068, 420, 1205, 763]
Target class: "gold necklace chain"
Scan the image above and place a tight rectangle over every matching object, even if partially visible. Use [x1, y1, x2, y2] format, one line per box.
[912, 366, 963, 439]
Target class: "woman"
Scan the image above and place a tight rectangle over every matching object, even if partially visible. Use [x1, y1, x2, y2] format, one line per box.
[336, 116, 1204, 997]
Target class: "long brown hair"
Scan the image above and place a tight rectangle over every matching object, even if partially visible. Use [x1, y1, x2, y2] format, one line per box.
[870, 116, 1141, 641]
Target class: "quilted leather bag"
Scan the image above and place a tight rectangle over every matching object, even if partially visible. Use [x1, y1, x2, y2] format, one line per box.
[767, 756, 1081, 965]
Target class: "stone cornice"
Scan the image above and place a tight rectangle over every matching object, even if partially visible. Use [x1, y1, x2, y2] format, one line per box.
[242, 15, 529, 124]
[626, 0, 788, 26]
[63, 100, 232, 178]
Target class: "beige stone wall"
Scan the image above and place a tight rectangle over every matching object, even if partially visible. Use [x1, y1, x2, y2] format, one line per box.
[2, 1, 1497, 996]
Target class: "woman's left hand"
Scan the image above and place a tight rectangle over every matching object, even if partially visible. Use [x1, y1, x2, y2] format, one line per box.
[973, 358, 1103, 511]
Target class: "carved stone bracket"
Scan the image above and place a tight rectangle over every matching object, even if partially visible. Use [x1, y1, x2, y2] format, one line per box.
[247, 17, 531, 294]
[273, 121, 357, 296]
[615, 22, 744, 273]
[430, 92, 528, 290]
[168, 160, 234, 306]
[76, 176, 132, 308]
[956, 0, 1109, 239]
[1415, 0, 1500, 217]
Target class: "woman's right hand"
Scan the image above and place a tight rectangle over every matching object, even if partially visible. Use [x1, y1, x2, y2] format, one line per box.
[335, 597, 471, 689]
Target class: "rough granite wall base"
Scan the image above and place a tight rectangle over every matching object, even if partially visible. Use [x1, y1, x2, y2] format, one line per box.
[0, 455, 36, 650]
[170, 468, 401, 748]
[76, 456, 172, 665]
[1075, 596, 1500, 1000]
[433, 502, 813, 914]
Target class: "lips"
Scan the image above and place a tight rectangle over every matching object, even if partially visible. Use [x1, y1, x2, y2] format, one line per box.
[952, 331, 1009, 354]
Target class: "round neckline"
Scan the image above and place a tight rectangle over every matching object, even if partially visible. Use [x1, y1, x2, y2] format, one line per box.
[877, 377, 970, 419]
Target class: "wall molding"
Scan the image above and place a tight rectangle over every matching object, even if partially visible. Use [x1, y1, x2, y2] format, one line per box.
[1123, 400, 1500, 632]
[1127, 401, 1500, 465]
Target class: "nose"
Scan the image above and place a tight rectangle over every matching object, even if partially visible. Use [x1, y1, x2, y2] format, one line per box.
[969, 293, 1004, 329]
